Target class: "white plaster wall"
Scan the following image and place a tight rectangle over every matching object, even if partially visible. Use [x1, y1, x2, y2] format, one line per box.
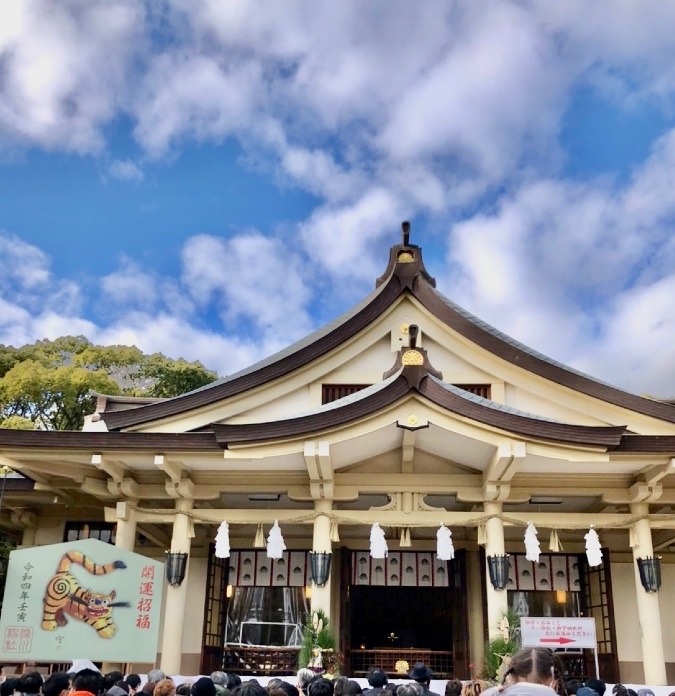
[612, 562, 642, 663]
[612, 561, 675, 663]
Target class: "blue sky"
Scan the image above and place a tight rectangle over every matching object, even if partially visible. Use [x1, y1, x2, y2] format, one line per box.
[1, 1, 674, 395]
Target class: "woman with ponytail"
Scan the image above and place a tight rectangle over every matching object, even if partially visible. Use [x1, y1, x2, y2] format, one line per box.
[480, 648, 563, 696]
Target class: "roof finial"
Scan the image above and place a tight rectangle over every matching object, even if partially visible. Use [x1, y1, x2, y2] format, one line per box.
[402, 220, 411, 246]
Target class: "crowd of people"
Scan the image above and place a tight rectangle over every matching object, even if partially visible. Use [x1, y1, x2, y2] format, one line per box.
[0, 649, 670, 696]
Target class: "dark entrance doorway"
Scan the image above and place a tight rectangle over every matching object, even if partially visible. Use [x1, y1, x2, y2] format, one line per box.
[346, 550, 468, 679]
[351, 586, 452, 651]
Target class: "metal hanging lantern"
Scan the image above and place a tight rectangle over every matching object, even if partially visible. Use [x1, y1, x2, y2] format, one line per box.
[165, 551, 188, 586]
[636, 556, 662, 592]
[309, 551, 332, 586]
[487, 554, 510, 590]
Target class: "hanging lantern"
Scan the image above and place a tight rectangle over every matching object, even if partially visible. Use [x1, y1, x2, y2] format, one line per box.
[267, 520, 286, 559]
[370, 523, 388, 558]
[436, 525, 455, 560]
[585, 526, 603, 567]
[215, 521, 231, 559]
[253, 523, 265, 548]
[524, 522, 540, 562]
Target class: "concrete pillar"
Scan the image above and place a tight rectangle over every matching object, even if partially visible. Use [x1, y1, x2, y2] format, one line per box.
[467, 549, 486, 669]
[160, 498, 193, 675]
[310, 499, 333, 618]
[484, 501, 508, 639]
[102, 502, 138, 674]
[114, 501, 137, 551]
[20, 525, 37, 548]
[630, 502, 667, 685]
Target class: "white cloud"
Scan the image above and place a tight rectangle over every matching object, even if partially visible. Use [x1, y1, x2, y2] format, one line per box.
[100, 258, 158, 310]
[181, 232, 313, 342]
[108, 159, 144, 182]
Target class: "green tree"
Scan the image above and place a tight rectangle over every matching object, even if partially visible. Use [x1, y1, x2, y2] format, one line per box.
[0, 337, 219, 430]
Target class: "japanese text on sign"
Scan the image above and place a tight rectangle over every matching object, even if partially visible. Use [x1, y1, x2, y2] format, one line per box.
[521, 617, 597, 649]
[136, 564, 155, 630]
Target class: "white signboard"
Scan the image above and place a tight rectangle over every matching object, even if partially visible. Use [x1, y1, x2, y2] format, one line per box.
[521, 617, 597, 649]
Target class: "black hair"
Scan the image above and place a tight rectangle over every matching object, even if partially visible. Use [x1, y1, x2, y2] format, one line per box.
[19, 672, 44, 695]
[307, 679, 334, 696]
[343, 683, 362, 696]
[103, 673, 125, 693]
[43, 673, 71, 696]
[2, 679, 22, 696]
[272, 683, 299, 696]
[367, 670, 388, 689]
[226, 677, 242, 692]
[584, 681, 606, 696]
[127, 678, 142, 692]
[500, 648, 562, 688]
[445, 681, 463, 696]
[73, 669, 103, 696]
[565, 680, 583, 696]
[231, 684, 266, 696]
[176, 685, 192, 696]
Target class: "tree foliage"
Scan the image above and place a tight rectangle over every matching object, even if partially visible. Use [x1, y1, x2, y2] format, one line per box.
[0, 337, 218, 431]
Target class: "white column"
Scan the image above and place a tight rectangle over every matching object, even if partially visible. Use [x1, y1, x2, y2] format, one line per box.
[630, 502, 667, 685]
[484, 501, 508, 639]
[103, 502, 138, 673]
[160, 498, 193, 675]
[114, 501, 137, 550]
[310, 499, 333, 617]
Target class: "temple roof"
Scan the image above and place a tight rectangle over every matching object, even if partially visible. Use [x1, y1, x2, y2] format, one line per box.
[97, 224, 675, 431]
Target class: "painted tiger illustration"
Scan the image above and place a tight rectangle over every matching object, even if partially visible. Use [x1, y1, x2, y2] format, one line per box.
[41, 550, 130, 638]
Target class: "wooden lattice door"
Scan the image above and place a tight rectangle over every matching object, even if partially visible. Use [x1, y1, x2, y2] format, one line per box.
[579, 549, 619, 683]
[200, 544, 230, 674]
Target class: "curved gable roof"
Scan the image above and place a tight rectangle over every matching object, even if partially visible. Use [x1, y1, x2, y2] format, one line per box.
[102, 235, 675, 430]
[212, 362, 626, 448]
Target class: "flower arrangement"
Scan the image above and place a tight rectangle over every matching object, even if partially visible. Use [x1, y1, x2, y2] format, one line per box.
[298, 609, 342, 677]
[482, 609, 521, 681]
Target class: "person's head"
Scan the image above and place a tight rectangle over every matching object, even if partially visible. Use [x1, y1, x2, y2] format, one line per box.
[211, 677, 228, 689]
[383, 686, 398, 696]
[148, 673, 166, 687]
[103, 673, 125, 693]
[176, 685, 192, 696]
[231, 684, 266, 696]
[332, 678, 349, 696]
[153, 680, 176, 696]
[396, 685, 422, 696]
[409, 664, 433, 687]
[271, 684, 297, 696]
[226, 679, 241, 694]
[126, 678, 142, 695]
[565, 680, 583, 696]
[2, 679, 21, 696]
[501, 648, 562, 689]
[43, 673, 71, 696]
[307, 679, 334, 696]
[191, 679, 216, 696]
[73, 670, 103, 696]
[18, 672, 43, 696]
[343, 683, 362, 696]
[367, 671, 387, 690]
[584, 681, 605, 696]
[444, 681, 462, 696]
[295, 672, 315, 695]
[611, 687, 625, 696]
